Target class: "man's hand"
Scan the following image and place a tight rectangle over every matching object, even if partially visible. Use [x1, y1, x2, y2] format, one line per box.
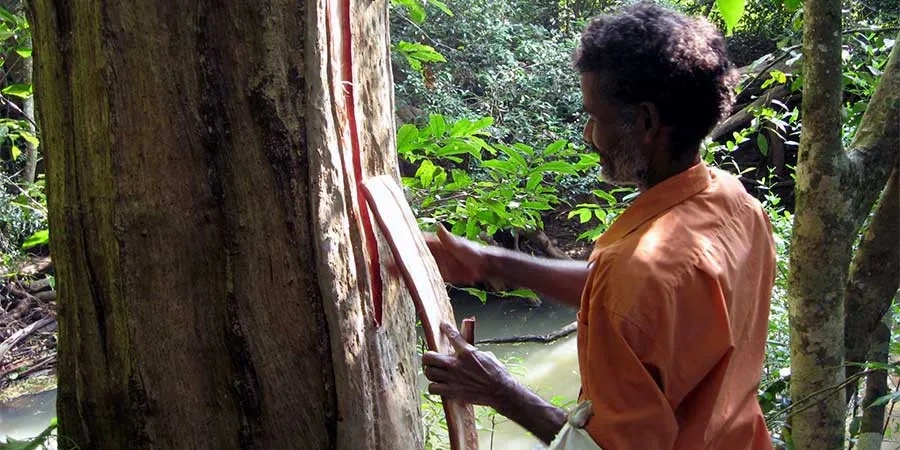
[423, 321, 568, 444]
[422, 322, 518, 410]
[424, 224, 489, 285]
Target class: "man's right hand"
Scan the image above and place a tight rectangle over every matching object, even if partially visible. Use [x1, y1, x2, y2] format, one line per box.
[425, 224, 490, 285]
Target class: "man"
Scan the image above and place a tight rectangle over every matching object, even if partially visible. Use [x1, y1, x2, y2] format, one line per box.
[420, 2, 777, 449]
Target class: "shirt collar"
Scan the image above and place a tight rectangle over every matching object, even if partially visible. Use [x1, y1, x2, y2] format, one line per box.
[592, 163, 712, 255]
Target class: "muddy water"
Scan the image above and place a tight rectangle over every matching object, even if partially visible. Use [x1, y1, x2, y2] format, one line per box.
[449, 292, 581, 450]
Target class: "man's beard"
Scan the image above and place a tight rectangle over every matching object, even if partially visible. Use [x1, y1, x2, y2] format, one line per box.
[600, 123, 649, 188]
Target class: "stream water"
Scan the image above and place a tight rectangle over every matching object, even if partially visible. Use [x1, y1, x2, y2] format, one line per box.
[0, 293, 580, 449]
[449, 292, 581, 450]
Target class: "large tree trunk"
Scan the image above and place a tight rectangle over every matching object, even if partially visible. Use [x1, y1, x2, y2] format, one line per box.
[787, 0, 900, 440]
[29, 0, 422, 448]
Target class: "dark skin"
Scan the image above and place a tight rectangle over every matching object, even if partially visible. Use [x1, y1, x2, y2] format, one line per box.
[422, 70, 701, 444]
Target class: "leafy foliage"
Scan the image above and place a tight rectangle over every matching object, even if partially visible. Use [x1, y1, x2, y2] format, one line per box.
[399, 114, 597, 240]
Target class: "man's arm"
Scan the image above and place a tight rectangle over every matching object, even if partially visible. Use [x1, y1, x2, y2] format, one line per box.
[482, 246, 589, 309]
[426, 225, 589, 309]
[423, 322, 567, 444]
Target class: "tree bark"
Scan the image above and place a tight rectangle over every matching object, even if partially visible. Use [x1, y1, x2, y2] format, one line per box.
[844, 166, 899, 400]
[29, 0, 422, 449]
[854, 313, 891, 450]
[787, 0, 899, 444]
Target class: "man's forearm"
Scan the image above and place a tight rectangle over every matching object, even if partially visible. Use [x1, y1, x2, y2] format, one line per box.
[495, 382, 567, 444]
[482, 247, 589, 309]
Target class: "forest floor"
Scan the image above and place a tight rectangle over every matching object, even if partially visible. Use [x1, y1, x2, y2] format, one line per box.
[0, 255, 57, 403]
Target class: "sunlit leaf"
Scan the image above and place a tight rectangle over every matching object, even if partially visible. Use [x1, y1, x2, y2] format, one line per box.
[716, 0, 745, 34]
[2, 83, 32, 99]
[757, 133, 769, 156]
[21, 229, 50, 250]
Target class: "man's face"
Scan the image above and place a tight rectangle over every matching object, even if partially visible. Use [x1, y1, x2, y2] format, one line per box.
[580, 72, 649, 187]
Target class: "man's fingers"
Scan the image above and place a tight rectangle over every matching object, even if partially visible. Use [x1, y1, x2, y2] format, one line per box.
[441, 321, 475, 353]
[422, 351, 456, 368]
[427, 382, 464, 398]
[422, 365, 453, 383]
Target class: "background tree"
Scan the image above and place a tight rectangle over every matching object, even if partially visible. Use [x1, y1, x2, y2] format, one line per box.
[787, 0, 899, 444]
[27, 0, 422, 448]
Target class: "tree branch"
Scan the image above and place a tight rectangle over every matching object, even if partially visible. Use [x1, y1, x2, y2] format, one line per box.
[475, 321, 576, 345]
[847, 32, 900, 224]
[844, 166, 899, 394]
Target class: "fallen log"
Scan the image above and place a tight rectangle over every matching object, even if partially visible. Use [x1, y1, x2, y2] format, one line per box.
[475, 321, 577, 345]
[0, 316, 56, 362]
[710, 85, 792, 142]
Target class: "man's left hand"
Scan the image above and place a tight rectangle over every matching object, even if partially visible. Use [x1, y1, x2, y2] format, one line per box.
[422, 321, 519, 410]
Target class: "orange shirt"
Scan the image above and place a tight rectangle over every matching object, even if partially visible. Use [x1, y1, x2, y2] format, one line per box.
[577, 163, 776, 449]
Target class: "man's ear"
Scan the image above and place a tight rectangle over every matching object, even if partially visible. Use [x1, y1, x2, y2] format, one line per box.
[636, 101, 662, 142]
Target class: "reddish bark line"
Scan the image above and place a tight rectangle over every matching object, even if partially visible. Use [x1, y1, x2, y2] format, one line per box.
[339, 0, 383, 326]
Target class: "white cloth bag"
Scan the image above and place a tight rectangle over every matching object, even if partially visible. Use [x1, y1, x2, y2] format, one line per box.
[547, 401, 604, 450]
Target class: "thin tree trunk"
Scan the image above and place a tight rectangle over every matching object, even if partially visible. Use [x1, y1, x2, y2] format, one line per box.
[844, 167, 899, 401]
[29, 0, 422, 449]
[854, 313, 891, 450]
[787, 0, 900, 441]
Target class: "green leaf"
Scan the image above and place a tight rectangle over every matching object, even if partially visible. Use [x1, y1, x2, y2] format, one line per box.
[428, 114, 447, 137]
[503, 289, 538, 300]
[461, 287, 488, 303]
[0, 7, 16, 25]
[416, 160, 436, 187]
[869, 391, 900, 408]
[757, 133, 769, 156]
[449, 118, 473, 137]
[543, 139, 568, 157]
[10, 145, 20, 160]
[482, 159, 516, 174]
[396, 124, 418, 154]
[2, 83, 32, 99]
[18, 131, 39, 146]
[526, 173, 543, 191]
[533, 161, 576, 174]
[783, 0, 801, 10]
[579, 209, 592, 223]
[400, 0, 427, 23]
[470, 117, 494, 135]
[15, 47, 31, 58]
[497, 145, 527, 169]
[427, 0, 454, 16]
[512, 143, 534, 157]
[521, 201, 552, 210]
[716, 0, 745, 34]
[22, 229, 49, 250]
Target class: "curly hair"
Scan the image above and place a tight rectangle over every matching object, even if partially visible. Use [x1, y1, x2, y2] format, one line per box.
[574, 2, 739, 156]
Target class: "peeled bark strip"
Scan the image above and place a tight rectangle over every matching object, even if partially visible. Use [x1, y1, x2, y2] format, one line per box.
[787, 5, 899, 448]
[30, 0, 420, 448]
